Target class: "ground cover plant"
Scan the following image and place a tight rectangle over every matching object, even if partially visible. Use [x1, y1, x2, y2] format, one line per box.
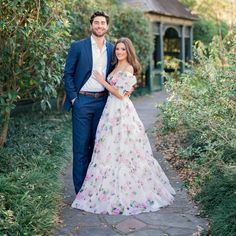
[0, 111, 71, 235]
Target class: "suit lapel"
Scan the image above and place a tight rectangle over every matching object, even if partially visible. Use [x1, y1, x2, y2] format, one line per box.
[84, 38, 112, 76]
[84, 37, 93, 71]
[106, 42, 112, 76]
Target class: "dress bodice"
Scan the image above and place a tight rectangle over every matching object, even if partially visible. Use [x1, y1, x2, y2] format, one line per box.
[107, 71, 137, 96]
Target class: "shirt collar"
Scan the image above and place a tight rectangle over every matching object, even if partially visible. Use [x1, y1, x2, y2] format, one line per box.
[91, 35, 106, 47]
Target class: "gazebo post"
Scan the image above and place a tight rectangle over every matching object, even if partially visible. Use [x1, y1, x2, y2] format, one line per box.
[180, 25, 185, 73]
[159, 22, 164, 89]
[189, 26, 193, 65]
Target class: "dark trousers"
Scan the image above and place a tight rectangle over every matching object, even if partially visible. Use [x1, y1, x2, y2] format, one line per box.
[72, 93, 107, 194]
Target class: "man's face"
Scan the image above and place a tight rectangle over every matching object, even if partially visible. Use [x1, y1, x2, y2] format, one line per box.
[91, 16, 109, 37]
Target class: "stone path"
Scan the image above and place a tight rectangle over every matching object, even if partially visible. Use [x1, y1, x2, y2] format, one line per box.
[54, 91, 208, 236]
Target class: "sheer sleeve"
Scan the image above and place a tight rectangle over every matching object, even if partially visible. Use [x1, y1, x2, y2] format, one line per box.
[115, 71, 137, 96]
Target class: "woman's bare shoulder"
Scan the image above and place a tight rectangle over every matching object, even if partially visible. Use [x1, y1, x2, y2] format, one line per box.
[126, 64, 134, 75]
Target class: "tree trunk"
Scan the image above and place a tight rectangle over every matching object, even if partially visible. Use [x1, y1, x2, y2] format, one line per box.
[0, 112, 10, 148]
[56, 90, 66, 112]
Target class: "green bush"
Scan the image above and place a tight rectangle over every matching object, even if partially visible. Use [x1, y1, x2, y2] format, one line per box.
[161, 30, 236, 167]
[195, 169, 236, 236]
[0, 0, 70, 146]
[0, 111, 71, 235]
[193, 17, 228, 45]
[159, 30, 236, 234]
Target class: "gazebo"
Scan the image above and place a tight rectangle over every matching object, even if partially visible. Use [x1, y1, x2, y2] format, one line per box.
[122, 0, 197, 90]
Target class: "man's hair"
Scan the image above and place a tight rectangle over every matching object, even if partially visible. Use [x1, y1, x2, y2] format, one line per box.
[90, 11, 109, 25]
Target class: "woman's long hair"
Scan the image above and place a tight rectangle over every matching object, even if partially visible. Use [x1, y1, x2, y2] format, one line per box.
[112, 37, 141, 75]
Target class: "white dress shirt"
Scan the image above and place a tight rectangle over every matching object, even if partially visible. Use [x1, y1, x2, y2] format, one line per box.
[80, 36, 107, 92]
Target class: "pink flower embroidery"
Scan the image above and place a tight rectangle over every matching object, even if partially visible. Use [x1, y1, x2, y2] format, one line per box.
[140, 203, 146, 208]
[76, 193, 82, 200]
[99, 194, 107, 201]
[84, 175, 90, 181]
[112, 208, 120, 215]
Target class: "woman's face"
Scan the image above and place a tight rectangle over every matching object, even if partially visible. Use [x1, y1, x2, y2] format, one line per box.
[115, 42, 128, 62]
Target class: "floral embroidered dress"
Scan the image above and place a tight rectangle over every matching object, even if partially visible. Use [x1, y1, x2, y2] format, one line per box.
[71, 71, 175, 215]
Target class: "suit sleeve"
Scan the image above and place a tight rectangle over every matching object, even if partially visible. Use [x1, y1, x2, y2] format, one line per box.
[63, 42, 79, 101]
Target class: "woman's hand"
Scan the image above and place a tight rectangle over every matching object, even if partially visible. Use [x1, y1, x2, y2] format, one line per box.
[92, 70, 104, 85]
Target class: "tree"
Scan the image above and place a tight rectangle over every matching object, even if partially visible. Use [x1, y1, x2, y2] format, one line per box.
[179, 0, 197, 8]
[0, 0, 70, 147]
[180, 0, 235, 45]
[193, 18, 228, 45]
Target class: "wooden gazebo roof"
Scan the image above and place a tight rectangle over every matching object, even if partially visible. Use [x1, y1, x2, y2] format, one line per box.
[122, 0, 197, 20]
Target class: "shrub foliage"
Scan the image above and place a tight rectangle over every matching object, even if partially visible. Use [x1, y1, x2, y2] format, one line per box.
[159, 30, 236, 235]
[0, 111, 71, 235]
[0, 0, 70, 146]
[193, 17, 228, 45]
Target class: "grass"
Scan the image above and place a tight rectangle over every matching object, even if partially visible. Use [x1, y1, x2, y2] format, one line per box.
[0, 110, 71, 235]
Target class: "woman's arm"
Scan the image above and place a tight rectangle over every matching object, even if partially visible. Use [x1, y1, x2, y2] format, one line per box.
[92, 71, 126, 100]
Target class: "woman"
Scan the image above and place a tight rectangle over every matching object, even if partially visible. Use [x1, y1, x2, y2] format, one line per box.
[71, 37, 175, 215]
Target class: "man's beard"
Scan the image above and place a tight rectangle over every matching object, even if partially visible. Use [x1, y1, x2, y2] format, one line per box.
[92, 29, 107, 37]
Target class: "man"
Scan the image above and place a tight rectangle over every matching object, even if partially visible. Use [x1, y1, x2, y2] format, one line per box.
[63, 11, 113, 194]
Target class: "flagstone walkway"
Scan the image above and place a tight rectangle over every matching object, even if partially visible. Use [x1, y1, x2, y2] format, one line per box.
[54, 91, 208, 236]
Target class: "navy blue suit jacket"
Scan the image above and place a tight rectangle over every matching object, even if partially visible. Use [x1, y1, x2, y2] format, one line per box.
[63, 37, 114, 111]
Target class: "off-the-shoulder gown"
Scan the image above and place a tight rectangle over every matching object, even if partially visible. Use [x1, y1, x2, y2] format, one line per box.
[71, 71, 175, 215]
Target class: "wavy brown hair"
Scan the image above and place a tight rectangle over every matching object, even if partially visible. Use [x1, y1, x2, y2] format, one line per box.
[112, 37, 141, 75]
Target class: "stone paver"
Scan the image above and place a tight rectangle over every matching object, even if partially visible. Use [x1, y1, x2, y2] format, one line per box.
[115, 218, 147, 234]
[54, 91, 208, 236]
